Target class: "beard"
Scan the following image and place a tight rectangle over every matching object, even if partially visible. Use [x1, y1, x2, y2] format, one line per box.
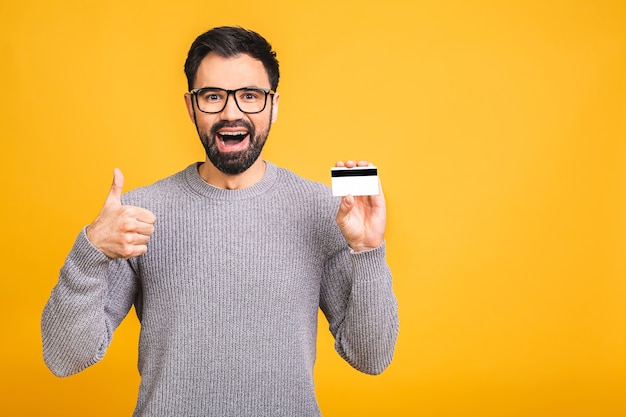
[197, 116, 271, 176]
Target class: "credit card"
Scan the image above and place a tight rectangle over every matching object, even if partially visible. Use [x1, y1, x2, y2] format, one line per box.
[331, 166, 379, 196]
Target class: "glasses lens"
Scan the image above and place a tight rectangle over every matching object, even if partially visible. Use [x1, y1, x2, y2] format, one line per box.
[235, 89, 268, 113]
[195, 88, 268, 113]
[195, 89, 227, 113]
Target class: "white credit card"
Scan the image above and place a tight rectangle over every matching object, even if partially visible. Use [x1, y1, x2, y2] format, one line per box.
[331, 166, 379, 196]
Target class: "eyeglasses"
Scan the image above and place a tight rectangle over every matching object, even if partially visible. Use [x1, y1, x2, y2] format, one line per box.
[188, 87, 275, 114]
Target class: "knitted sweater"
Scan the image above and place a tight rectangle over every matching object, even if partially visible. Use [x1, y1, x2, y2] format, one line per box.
[42, 161, 399, 416]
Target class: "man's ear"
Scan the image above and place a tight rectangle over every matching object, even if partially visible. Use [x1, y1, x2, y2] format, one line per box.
[270, 92, 279, 123]
[184, 93, 196, 123]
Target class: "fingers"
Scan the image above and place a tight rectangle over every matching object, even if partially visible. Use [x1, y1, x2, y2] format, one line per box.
[118, 207, 156, 234]
[104, 168, 156, 224]
[134, 218, 156, 236]
[335, 195, 353, 245]
[114, 205, 156, 238]
[134, 207, 157, 225]
[86, 168, 157, 259]
[96, 208, 156, 259]
[335, 160, 373, 168]
[114, 214, 154, 258]
[337, 194, 354, 216]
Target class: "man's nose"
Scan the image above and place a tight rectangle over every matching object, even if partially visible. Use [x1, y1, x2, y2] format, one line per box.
[220, 92, 244, 120]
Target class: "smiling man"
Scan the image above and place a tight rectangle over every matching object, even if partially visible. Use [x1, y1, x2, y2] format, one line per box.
[188, 51, 276, 186]
[41, 26, 399, 417]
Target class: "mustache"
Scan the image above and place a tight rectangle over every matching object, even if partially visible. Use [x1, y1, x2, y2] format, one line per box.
[210, 119, 254, 136]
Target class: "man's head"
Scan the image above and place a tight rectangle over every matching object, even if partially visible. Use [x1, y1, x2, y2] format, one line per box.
[184, 26, 280, 93]
[184, 26, 280, 177]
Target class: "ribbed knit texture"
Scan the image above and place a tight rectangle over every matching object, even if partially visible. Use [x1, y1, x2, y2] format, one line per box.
[41, 161, 399, 416]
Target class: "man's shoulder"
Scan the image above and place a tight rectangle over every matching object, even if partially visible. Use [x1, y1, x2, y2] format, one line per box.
[274, 164, 331, 194]
[121, 164, 194, 203]
[275, 166, 335, 195]
[272, 164, 338, 210]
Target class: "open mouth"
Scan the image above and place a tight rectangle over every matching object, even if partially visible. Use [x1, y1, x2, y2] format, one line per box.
[218, 130, 249, 146]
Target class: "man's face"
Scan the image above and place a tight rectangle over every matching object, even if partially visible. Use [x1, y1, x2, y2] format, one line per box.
[185, 52, 279, 175]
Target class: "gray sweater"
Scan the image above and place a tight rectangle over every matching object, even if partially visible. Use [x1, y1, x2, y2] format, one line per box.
[42, 162, 399, 416]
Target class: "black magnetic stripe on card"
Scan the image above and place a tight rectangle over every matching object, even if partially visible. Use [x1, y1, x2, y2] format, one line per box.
[331, 168, 378, 178]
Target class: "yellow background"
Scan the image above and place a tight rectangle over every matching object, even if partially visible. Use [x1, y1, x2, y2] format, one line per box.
[1, 1, 625, 416]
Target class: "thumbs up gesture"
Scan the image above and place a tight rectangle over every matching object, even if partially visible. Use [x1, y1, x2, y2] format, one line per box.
[85, 169, 156, 259]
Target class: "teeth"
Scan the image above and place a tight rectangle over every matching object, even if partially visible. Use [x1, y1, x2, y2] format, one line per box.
[219, 131, 247, 136]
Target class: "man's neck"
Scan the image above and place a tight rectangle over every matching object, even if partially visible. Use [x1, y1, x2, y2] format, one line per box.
[198, 158, 266, 190]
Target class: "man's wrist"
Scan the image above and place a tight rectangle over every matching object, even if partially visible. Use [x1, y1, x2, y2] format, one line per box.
[348, 239, 384, 253]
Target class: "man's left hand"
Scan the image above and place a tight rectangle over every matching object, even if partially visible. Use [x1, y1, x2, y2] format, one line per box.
[334, 160, 386, 252]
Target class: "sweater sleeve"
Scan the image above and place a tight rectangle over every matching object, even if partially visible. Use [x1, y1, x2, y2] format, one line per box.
[319, 242, 399, 375]
[41, 228, 138, 377]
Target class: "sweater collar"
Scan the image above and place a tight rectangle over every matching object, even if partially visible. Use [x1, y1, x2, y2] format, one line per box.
[183, 161, 278, 200]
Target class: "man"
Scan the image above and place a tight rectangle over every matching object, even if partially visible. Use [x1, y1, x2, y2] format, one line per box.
[42, 26, 399, 416]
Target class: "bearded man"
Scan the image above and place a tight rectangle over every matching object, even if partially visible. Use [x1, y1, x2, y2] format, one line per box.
[42, 26, 399, 417]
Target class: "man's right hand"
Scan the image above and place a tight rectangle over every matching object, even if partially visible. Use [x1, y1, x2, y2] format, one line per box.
[85, 168, 156, 259]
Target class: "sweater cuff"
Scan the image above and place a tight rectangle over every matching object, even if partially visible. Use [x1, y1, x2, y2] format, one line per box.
[68, 227, 111, 276]
[349, 241, 390, 282]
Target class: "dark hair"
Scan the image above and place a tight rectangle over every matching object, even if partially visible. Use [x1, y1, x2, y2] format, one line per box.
[184, 26, 280, 91]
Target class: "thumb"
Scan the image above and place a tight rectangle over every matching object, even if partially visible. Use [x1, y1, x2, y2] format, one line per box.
[104, 168, 124, 207]
[336, 195, 354, 220]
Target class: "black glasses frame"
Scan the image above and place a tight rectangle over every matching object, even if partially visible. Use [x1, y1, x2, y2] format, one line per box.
[188, 87, 275, 114]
